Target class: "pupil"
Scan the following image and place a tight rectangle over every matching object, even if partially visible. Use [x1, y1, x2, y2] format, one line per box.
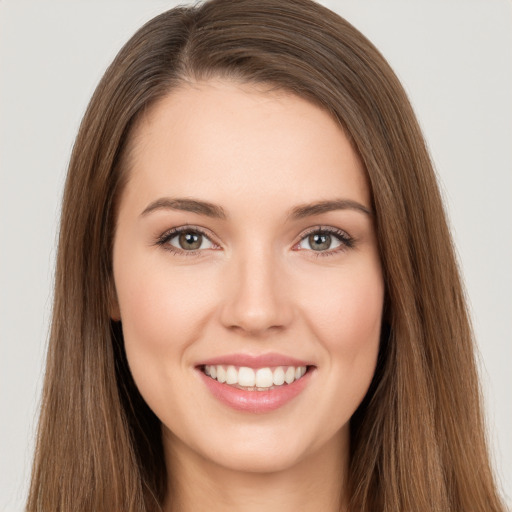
[310, 233, 331, 251]
[179, 232, 202, 250]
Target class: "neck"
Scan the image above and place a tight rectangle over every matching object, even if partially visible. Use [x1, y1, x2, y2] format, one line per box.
[163, 428, 349, 512]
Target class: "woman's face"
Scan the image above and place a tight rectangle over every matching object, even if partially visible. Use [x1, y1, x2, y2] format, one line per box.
[112, 80, 384, 474]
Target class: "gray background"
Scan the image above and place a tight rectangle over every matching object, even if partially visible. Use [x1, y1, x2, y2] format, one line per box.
[1, 1, 511, 510]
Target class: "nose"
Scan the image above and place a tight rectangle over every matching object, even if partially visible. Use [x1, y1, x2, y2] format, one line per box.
[219, 245, 294, 337]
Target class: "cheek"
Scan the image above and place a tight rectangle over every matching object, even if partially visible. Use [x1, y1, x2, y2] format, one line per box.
[112, 252, 217, 387]
[302, 265, 384, 436]
[113, 256, 218, 415]
[306, 260, 383, 340]
[302, 262, 384, 389]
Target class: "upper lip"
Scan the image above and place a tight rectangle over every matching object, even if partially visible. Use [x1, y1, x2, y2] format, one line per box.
[197, 352, 314, 368]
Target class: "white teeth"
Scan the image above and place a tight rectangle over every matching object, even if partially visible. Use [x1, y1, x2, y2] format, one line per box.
[255, 368, 273, 388]
[272, 367, 285, 385]
[217, 366, 226, 383]
[238, 367, 255, 387]
[226, 365, 238, 385]
[203, 364, 308, 390]
[285, 366, 295, 384]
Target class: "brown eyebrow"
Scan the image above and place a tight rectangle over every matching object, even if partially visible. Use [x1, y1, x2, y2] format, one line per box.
[287, 199, 372, 219]
[140, 198, 228, 219]
[140, 197, 372, 220]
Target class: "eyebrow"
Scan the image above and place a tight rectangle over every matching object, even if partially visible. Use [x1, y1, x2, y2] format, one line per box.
[140, 197, 372, 220]
[288, 199, 372, 219]
[140, 197, 227, 219]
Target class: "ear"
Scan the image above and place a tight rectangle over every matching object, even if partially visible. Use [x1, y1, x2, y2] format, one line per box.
[108, 278, 121, 322]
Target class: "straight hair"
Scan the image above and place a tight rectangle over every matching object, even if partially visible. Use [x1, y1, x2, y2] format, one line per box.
[27, 1, 506, 510]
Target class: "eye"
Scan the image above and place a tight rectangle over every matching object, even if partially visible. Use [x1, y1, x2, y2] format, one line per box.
[295, 227, 354, 256]
[156, 226, 216, 255]
[156, 225, 354, 258]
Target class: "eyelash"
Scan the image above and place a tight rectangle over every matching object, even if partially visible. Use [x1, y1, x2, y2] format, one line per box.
[154, 225, 355, 258]
[299, 226, 355, 257]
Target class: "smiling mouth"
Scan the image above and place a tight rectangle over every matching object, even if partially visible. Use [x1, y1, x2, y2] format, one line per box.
[200, 364, 312, 391]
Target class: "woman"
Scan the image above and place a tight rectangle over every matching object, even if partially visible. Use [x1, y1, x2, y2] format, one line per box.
[25, 0, 506, 510]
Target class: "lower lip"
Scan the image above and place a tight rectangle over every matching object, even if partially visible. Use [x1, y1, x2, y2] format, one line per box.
[198, 369, 314, 413]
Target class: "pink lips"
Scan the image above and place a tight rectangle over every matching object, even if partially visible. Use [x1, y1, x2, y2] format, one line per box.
[196, 352, 315, 413]
[198, 352, 313, 368]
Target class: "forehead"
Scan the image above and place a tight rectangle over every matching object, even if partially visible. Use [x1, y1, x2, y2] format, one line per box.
[121, 79, 370, 219]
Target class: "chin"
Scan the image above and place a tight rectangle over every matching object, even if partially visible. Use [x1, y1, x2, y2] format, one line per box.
[206, 441, 308, 474]
[192, 418, 346, 476]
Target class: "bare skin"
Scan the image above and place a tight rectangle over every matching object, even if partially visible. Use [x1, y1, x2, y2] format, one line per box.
[111, 79, 384, 512]
[165, 426, 347, 512]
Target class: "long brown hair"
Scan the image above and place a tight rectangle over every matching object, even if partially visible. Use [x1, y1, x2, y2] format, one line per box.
[27, 1, 505, 510]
